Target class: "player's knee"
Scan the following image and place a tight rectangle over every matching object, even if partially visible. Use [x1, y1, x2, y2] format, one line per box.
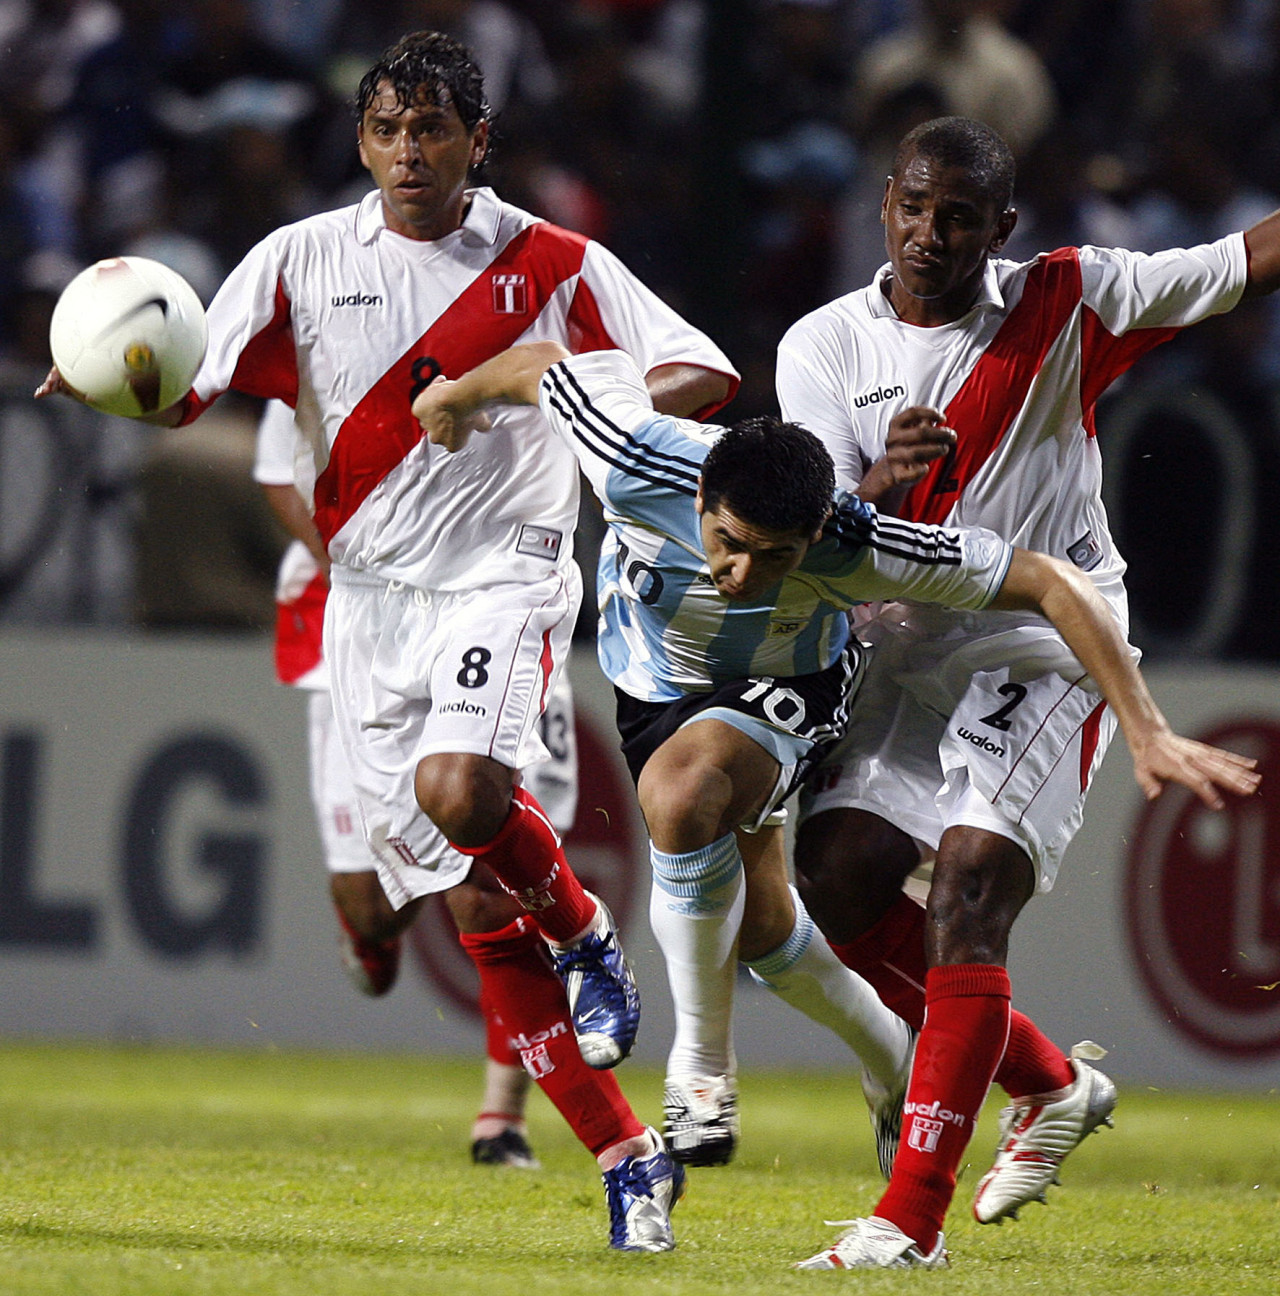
[637, 756, 732, 852]
[927, 845, 1032, 964]
[415, 753, 511, 845]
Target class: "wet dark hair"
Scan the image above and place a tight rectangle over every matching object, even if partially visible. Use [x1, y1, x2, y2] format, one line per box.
[355, 30, 490, 132]
[701, 417, 835, 536]
[892, 115, 1015, 213]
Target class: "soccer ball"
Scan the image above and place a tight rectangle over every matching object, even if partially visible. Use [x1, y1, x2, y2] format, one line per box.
[49, 256, 208, 418]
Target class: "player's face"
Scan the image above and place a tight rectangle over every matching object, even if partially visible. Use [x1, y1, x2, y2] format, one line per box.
[358, 82, 489, 241]
[697, 494, 820, 602]
[880, 150, 1016, 325]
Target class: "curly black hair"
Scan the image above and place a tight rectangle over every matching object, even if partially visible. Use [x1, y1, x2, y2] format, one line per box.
[355, 30, 490, 131]
[701, 417, 835, 537]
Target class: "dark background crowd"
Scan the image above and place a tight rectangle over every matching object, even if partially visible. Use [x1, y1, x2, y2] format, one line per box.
[4, 0, 1280, 661]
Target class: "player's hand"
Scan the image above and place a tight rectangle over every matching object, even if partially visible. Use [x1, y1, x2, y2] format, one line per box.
[412, 374, 491, 452]
[858, 406, 955, 503]
[882, 406, 955, 484]
[1129, 729, 1260, 809]
[33, 365, 82, 402]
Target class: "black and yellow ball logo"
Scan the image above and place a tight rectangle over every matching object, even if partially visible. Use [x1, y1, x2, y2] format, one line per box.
[123, 342, 157, 373]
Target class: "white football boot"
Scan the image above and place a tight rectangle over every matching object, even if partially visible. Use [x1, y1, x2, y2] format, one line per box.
[795, 1217, 948, 1270]
[662, 1074, 739, 1166]
[973, 1041, 1116, 1224]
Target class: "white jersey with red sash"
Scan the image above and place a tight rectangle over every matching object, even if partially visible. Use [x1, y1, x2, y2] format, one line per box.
[778, 235, 1247, 884]
[184, 186, 737, 594]
[777, 236, 1247, 624]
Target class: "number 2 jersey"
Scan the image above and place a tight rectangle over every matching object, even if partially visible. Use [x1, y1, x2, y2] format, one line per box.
[776, 236, 1248, 627]
[180, 186, 737, 593]
[537, 350, 1013, 702]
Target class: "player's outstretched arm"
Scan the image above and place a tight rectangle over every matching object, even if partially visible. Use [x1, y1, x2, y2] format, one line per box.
[412, 342, 571, 451]
[991, 549, 1260, 808]
[1242, 207, 1280, 299]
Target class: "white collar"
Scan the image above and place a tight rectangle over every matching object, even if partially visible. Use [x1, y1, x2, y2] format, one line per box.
[353, 186, 503, 248]
[866, 258, 1006, 321]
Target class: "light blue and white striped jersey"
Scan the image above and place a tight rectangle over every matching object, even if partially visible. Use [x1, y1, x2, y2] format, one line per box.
[539, 350, 1013, 701]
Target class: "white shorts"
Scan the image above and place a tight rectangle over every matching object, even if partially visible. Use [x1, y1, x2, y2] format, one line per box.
[799, 604, 1119, 891]
[325, 566, 581, 906]
[306, 688, 375, 874]
[304, 682, 579, 876]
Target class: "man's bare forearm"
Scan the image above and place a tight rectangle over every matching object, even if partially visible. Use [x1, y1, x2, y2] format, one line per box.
[992, 550, 1162, 744]
[452, 342, 572, 411]
[644, 362, 731, 418]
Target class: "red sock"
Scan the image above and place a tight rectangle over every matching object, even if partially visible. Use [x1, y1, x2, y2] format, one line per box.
[875, 964, 1011, 1252]
[480, 989, 520, 1067]
[995, 1011, 1074, 1097]
[827, 893, 929, 1029]
[459, 917, 643, 1158]
[825, 895, 1071, 1098]
[452, 788, 596, 943]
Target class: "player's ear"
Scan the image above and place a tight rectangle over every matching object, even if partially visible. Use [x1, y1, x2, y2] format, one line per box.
[991, 206, 1017, 253]
[695, 481, 705, 515]
[470, 119, 490, 169]
[810, 505, 831, 544]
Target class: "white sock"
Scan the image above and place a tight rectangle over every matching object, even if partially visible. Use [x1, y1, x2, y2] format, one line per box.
[743, 887, 912, 1089]
[649, 833, 744, 1081]
[472, 1060, 530, 1139]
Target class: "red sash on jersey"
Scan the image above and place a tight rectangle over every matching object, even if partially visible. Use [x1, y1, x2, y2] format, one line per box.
[901, 247, 1186, 525]
[901, 249, 1083, 526]
[313, 223, 615, 546]
[180, 279, 298, 423]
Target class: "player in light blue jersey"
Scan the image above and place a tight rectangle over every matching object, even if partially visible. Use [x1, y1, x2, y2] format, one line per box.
[414, 342, 1260, 1180]
[549, 358, 1008, 703]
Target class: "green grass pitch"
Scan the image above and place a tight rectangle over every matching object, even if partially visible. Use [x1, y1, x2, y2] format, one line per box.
[0, 1042, 1277, 1295]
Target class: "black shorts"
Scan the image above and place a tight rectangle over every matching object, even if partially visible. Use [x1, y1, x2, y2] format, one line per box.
[613, 643, 866, 806]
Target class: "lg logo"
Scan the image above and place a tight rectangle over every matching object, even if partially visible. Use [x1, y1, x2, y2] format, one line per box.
[0, 729, 265, 958]
[1125, 720, 1280, 1057]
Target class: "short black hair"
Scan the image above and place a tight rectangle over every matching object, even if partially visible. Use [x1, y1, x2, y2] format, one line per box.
[355, 30, 489, 132]
[701, 417, 835, 536]
[893, 116, 1015, 213]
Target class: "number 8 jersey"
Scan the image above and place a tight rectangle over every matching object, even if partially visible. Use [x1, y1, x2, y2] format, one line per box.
[180, 187, 736, 593]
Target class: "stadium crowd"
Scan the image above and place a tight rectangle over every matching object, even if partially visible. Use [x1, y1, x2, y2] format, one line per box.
[4, 0, 1280, 653]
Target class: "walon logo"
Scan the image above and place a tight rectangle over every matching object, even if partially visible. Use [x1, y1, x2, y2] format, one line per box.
[332, 291, 382, 307]
[957, 726, 1006, 757]
[853, 383, 905, 409]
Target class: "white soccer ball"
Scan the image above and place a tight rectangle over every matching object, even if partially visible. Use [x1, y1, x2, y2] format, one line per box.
[49, 256, 208, 418]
